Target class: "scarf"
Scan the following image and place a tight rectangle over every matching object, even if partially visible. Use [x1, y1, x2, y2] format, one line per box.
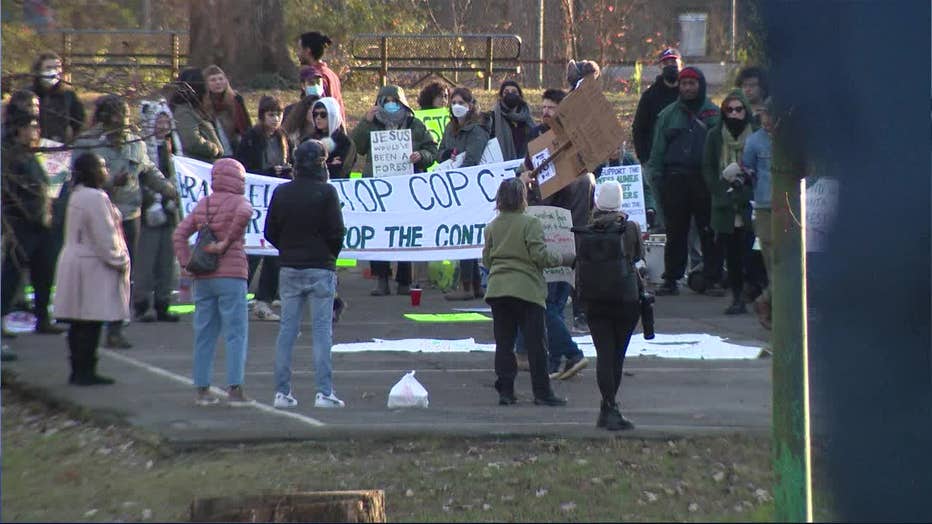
[721, 124, 752, 226]
[206, 90, 249, 150]
[492, 102, 534, 161]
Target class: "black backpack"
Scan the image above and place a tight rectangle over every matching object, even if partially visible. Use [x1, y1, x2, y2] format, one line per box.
[572, 222, 639, 303]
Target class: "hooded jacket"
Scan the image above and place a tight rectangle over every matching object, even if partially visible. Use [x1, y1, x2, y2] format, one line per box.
[173, 103, 223, 163]
[140, 101, 182, 227]
[33, 79, 85, 143]
[71, 126, 178, 221]
[646, 67, 721, 183]
[351, 85, 438, 176]
[307, 97, 356, 179]
[172, 159, 254, 280]
[631, 74, 680, 163]
[702, 90, 758, 234]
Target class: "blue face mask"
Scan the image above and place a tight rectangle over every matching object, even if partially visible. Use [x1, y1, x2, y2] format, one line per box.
[305, 85, 323, 97]
[383, 101, 402, 114]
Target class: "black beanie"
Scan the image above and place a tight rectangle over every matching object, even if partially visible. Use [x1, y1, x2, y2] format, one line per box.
[294, 139, 329, 180]
[498, 80, 523, 98]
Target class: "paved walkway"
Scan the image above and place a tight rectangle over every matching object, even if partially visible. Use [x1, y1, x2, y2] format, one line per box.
[3, 266, 771, 448]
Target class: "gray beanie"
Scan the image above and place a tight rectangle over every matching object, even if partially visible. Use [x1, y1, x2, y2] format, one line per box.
[294, 139, 329, 180]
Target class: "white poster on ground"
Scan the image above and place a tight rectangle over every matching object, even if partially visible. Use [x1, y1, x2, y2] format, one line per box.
[173, 156, 524, 261]
[370, 129, 414, 177]
[596, 165, 647, 231]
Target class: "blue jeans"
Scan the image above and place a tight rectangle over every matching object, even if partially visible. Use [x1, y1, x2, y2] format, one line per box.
[274, 267, 336, 396]
[516, 281, 584, 372]
[192, 278, 248, 388]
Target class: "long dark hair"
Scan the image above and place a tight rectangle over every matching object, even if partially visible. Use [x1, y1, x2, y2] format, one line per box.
[282, 96, 318, 140]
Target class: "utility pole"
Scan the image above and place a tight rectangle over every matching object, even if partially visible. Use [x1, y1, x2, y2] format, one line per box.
[731, 0, 737, 61]
[771, 132, 813, 522]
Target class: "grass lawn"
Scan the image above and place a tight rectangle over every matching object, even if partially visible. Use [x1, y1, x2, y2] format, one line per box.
[2, 387, 787, 523]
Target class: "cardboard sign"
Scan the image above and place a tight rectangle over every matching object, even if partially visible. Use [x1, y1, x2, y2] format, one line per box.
[526, 206, 576, 284]
[597, 165, 648, 231]
[527, 76, 625, 199]
[370, 129, 414, 177]
[527, 130, 585, 199]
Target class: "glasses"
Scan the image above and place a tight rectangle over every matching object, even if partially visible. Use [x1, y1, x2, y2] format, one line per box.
[312, 111, 328, 119]
[725, 106, 746, 114]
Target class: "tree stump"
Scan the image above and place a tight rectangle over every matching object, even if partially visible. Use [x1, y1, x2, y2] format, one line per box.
[190, 490, 385, 523]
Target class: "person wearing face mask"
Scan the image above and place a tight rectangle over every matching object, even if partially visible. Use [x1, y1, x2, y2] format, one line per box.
[632, 48, 683, 230]
[134, 100, 184, 323]
[702, 91, 758, 315]
[283, 65, 324, 123]
[646, 66, 721, 297]
[235, 96, 293, 322]
[31, 52, 85, 144]
[352, 85, 438, 296]
[202, 65, 251, 157]
[438, 87, 491, 301]
[489, 80, 535, 161]
[72, 95, 178, 349]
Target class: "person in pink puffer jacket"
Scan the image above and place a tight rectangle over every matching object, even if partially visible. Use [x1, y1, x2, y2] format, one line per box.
[172, 158, 254, 406]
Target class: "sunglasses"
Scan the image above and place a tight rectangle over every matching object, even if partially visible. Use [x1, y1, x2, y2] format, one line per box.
[725, 106, 746, 114]
[312, 111, 328, 119]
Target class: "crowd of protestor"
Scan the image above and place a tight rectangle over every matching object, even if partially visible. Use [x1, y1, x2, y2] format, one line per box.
[1, 33, 773, 431]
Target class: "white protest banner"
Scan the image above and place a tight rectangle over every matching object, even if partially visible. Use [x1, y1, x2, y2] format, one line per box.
[38, 139, 71, 198]
[173, 156, 524, 261]
[526, 206, 575, 284]
[596, 165, 647, 231]
[371, 129, 413, 177]
[804, 177, 839, 253]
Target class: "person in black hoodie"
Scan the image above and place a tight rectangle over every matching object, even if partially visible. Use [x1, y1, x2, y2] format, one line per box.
[631, 48, 682, 228]
[31, 52, 85, 143]
[264, 140, 346, 409]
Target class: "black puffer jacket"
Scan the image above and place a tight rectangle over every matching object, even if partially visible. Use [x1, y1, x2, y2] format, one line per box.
[263, 177, 345, 271]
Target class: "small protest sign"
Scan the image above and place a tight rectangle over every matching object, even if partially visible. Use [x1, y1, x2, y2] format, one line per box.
[371, 129, 413, 177]
[597, 165, 647, 231]
[526, 206, 575, 284]
[414, 108, 450, 145]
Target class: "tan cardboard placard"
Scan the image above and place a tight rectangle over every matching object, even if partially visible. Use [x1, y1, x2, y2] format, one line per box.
[527, 76, 625, 199]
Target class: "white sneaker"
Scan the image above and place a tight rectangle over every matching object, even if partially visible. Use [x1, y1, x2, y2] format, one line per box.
[251, 301, 280, 321]
[314, 392, 345, 408]
[273, 392, 298, 408]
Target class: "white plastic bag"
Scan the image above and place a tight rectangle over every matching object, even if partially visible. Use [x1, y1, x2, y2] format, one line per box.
[387, 370, 429, 408]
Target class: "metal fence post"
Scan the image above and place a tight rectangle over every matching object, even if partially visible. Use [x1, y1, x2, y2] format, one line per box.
[379, 36, 388, 87]
[61, 32, 73, 83]
[170, 32, 180, 79]
[485, 36, 494, 90]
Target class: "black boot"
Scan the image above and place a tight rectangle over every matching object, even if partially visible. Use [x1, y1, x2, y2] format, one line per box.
[533, 392, 568, 406]
[495, 379, 516, 405]
[104, 323, 132, 349]
[602, 400, 634, 431]
[72, 356, 114, 386]
[135, 301, 156, 322]
[154, 301, 180, 322]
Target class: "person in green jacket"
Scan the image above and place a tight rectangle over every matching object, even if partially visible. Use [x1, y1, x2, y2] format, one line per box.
[439, 87, 492, 301]
[351, 85, 438, 296]
[645, 66, 721, 296]
[482, 178, 574, 407]
[170, 68, 223, 164]
[702, 90, 758, 314]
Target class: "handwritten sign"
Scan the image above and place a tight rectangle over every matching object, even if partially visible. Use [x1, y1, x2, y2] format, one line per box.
[370, 129, 413, 177]
[38, 139, 71, 198]
[596, 165, 647, 231]
[805, 177, 839, 253]
[526, 206, 576, 284]
[414, 108, 450, 145]
[530, 147, 557, 186]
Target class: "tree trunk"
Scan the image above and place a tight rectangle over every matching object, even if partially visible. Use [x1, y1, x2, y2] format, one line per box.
[189, 490, 386, 523]
[188, 0, 296, 86]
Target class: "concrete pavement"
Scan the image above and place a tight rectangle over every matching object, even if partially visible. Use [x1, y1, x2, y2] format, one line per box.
[2, 265, 771, 448]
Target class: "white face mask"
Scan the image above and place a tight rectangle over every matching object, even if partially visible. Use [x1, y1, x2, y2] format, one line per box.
[39, 68, 60, 88]
[451, 103, 469, 119]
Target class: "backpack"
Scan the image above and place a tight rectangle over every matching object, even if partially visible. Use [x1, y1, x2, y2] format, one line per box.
[572, 221, 639, 303]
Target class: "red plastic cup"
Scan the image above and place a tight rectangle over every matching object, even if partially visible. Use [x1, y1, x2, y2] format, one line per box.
[410, 288, 423, 306]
